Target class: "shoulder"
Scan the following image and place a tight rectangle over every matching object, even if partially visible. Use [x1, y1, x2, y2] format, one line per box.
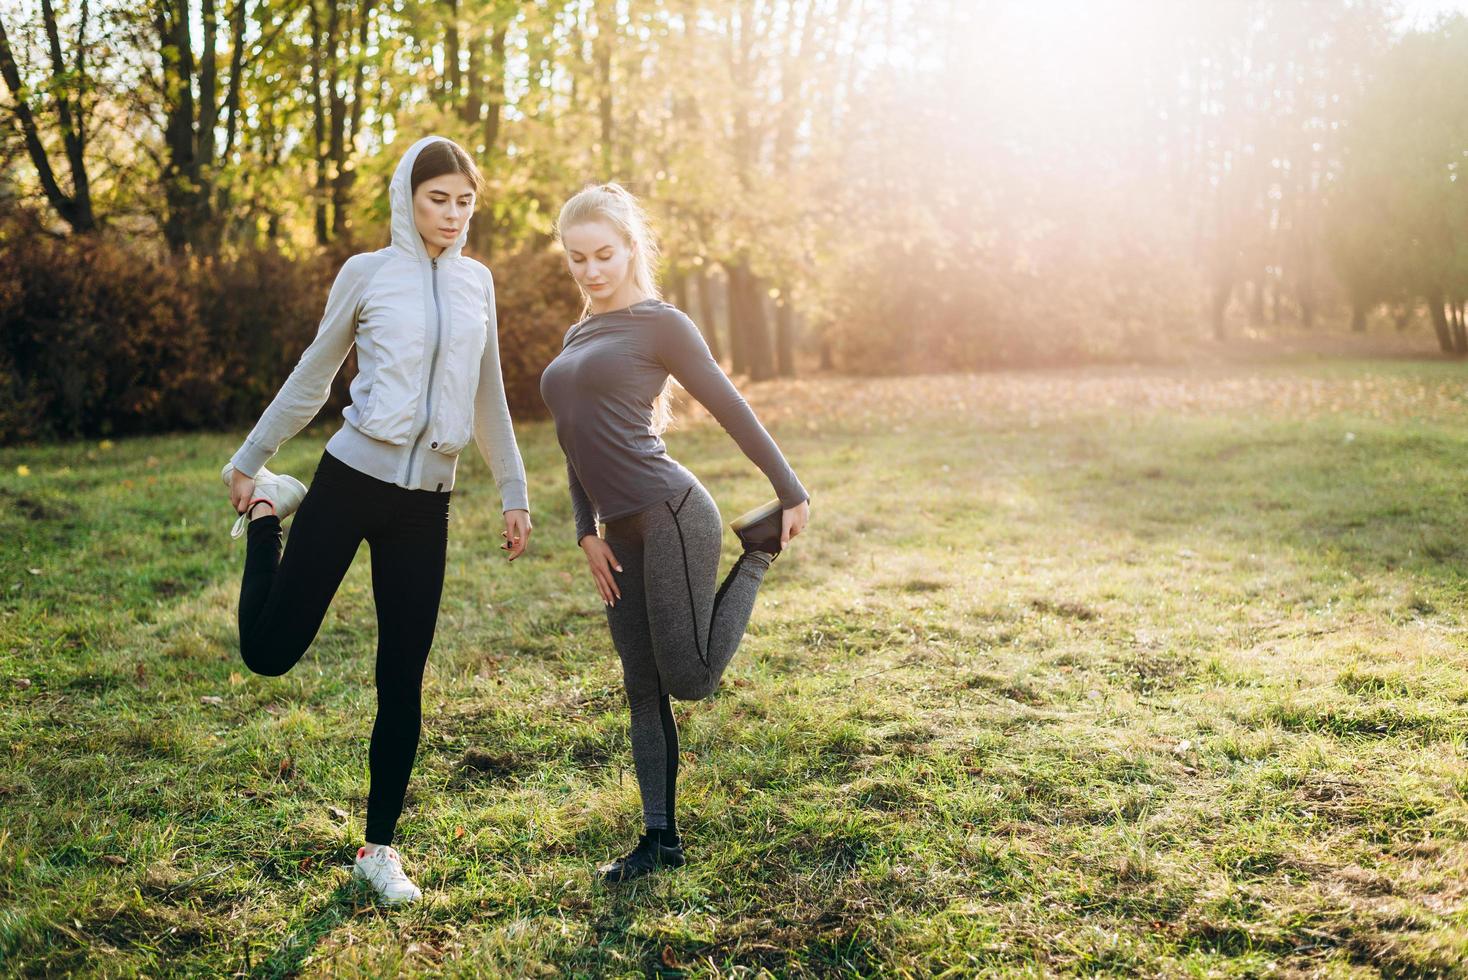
[641, 301, 700, 341]
[458, 256, 495, 293]
[337, 249, 392, 288]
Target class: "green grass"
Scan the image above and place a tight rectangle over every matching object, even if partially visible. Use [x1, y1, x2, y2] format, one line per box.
[5, 359, 1468, 976]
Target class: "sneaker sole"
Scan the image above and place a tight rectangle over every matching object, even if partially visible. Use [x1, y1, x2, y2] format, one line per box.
[351, 864, 422, 903]
[730, 498, 782, 532]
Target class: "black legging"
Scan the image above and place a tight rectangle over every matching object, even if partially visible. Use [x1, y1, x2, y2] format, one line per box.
[238, 450, 449, 845]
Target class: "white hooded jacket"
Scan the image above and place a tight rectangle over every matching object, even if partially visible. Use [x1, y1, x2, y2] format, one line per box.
[230, 136, 528, 510]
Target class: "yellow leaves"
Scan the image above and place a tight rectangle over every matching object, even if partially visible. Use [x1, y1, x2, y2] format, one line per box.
[15, 465, 29, 477]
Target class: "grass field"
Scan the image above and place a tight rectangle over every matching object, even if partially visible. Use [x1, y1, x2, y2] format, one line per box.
[4, 359, 1468, 976]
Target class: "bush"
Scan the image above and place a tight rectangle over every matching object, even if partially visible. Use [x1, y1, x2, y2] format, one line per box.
[0, 233, 213, 441]
[486, 246, 582, 418]
[0, 224, 579, 445]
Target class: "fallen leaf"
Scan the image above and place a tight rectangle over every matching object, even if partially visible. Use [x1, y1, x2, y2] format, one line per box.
[278, 756, 294, 779]
[229, 671, 243, 686]
[455, 825, 466, 840]
[1173, 739, 1193, 755]
[662, 945, 680, 968]
[298, 856, 313, 872]
[101, 855, 126, 866]
[14, 678, 31, 690]
[328, 806, 348, 821]
[200, 695, 224, 706]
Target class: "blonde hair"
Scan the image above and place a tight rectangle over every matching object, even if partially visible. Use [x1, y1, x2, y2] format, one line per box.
[557, 182, 675, 434]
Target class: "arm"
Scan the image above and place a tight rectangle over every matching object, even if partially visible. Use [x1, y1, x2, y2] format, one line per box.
[569, 457, 621, 605]
[567, 457, 598, 543]
[472, 269, 530, 514]
[657, 312, 809, 507]
[229, 253, 378, 478]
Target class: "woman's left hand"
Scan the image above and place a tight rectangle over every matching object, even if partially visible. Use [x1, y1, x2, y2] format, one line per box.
[781, 499, 810, 549]
[502, 509, 533, 560]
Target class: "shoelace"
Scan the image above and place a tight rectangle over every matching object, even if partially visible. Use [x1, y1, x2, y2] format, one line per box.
[230, 496, 273, 539]
[363, 847, 412, 886]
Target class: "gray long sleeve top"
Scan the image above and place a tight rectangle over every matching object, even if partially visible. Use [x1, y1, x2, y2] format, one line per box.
[539, 299, 808, 541]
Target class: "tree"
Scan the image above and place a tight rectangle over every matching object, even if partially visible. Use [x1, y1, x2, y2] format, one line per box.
[0, 0, 98, 232]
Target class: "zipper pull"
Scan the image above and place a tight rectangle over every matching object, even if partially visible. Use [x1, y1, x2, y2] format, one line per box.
[431, 257, 437, 270]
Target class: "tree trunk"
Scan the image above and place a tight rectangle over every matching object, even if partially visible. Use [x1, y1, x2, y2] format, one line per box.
[1350, 302, 1366, 333]
[159, 0, 202, 252]
[775, 297, 795, 377]
[694, 266, 723, 363]
[0, 4, 97, 232]
[308, 0, 331, 244]
[1210, 276, 1231, 341]
[1393, 303, 1411, 332]
[443, 0, 460, 104]
[1249, 277, 1266, 327]
[592, 0, 614, 180]
[1427, 292, 1453, 352]
[726, 264, 749, 376]
[485, 26, 506, 153]
[1454, 303, 1467, 354]
[728, 260, 775, 380]
[328, 0, 348, 241]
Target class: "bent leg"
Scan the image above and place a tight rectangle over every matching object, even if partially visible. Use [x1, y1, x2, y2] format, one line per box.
[238, 459, 365, 676]
[644, 484, 770, 701]
[362, 489, 449, 846]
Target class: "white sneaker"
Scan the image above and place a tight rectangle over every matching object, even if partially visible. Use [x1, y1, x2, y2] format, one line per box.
[352, 845, 422, 904]
[221, 462, 307, 538]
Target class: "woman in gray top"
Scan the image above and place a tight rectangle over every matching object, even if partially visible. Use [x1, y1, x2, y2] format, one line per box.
[540, 183, 811, 883]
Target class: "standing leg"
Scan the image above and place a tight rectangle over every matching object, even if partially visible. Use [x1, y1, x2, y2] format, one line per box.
[603, 520, 680, 834]
[643, 483, 772, 701]
[361, 486, 450, 847]
[238, 452, 367, 676]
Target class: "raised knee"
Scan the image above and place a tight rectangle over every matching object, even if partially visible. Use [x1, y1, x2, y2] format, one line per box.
[666, 675, 718, 702]
[239, 641, 291, 678]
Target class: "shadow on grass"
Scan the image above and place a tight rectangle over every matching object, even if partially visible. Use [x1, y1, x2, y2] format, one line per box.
[246, 881, 363, 979]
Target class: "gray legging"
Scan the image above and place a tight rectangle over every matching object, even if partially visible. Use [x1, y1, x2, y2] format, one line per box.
[602, 481, 771, 831]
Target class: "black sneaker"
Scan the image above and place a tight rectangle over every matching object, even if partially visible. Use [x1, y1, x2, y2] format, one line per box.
[597, 833, 686, 884]
[730, 498, 784, 557]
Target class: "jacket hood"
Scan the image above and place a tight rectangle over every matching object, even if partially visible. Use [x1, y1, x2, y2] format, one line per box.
[389, 135, 471, 261]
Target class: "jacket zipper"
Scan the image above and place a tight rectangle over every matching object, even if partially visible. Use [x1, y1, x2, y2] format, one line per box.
[406, 256, 444, 479]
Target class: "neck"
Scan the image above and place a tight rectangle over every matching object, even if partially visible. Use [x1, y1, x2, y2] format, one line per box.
[589, 285, 649, 315]
[423, 240, 446, 260]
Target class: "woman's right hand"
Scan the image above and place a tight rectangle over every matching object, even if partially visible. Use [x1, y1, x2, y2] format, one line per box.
[580, 534, 623, 606]
[228, 468, 257, 514]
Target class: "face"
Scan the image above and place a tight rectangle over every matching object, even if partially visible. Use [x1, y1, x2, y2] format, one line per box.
[562, 220, 635, 301]
[412, 173, 476, 252]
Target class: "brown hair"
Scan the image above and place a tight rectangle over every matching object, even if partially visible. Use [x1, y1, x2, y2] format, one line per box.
[410, 139, 483, 195]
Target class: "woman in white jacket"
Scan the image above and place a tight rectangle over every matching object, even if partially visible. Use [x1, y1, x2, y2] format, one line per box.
[221, 136, 531, 904]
